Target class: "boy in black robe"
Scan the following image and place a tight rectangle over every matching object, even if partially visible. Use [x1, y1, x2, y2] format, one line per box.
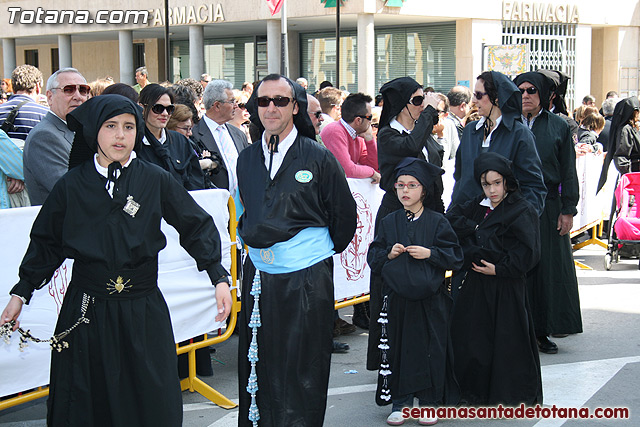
[1, 94, 232, 426]
[447, 152, 543, 406]
[368, 157, 463, 426]
[236, 75, 357, 427]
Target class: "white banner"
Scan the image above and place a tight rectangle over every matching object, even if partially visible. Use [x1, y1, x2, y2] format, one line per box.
[0, 189, 232, 397]
[572, 152, 617, 232]
[333, 179, 384, 300]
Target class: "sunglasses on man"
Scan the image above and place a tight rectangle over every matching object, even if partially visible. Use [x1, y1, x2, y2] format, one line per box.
[519, 87, 538, 95]
[52, 84, 91, 97]
[256, 96, 294, 108]
[355, 114, 373, 121]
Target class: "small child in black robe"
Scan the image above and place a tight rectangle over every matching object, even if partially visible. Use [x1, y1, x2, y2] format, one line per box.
[447, 152, 543, 406]
[368, 157, 463, 426]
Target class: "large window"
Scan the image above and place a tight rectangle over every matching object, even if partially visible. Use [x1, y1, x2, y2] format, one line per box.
[301, 31, 358, 94]
[375, 24, 456, 94]
[170, 37, 256, 88]
[502, 21, 576, 110]
[301, 24, 456, 95]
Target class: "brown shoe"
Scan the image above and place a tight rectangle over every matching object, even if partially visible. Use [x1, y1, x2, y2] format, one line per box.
[334, 318, 356, 337]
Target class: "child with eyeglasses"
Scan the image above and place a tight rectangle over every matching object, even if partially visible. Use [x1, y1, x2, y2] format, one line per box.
[368, 157, 463, 426]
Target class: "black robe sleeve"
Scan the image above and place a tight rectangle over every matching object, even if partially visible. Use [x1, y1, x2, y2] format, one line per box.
[614, 125, 640, 174]
[445, 196, 483, 239]
[367, 218, 392, 275]
[168, 131, 206, 191]
[492, 202, 541, 278]
[320, 151, 358, 253]
[160, 173, 229, 283]
[556, 119, 579, 216]
[11, 180, 67, 303]
[426, 215, 464, 272]
[377, 106, 438, 195]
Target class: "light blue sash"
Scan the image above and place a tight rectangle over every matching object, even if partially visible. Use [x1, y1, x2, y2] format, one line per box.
[247, 227, 335, 274]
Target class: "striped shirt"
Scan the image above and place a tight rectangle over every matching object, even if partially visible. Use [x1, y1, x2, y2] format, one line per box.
[0, 129, 24, 209]
[0, 94, 50, 141]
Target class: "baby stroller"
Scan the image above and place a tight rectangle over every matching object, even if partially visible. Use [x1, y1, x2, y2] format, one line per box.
[604, 172, 640, 270]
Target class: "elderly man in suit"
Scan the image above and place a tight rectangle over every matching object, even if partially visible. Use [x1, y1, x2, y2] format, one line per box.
[23, 67, 89, 205]
[192, 80, 249, 196]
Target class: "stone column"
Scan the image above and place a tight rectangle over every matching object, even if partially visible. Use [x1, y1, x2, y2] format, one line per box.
[118, 30, 134, 85]
[58, 35, 72, 69]
[2, 39, 16, 78]
[267, 20, 281, 74]
[357, 13, 375, 96]
[189, 25, 205, 80]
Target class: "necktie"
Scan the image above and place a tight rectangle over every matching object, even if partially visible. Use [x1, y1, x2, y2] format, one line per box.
[215, 125, 239, 194]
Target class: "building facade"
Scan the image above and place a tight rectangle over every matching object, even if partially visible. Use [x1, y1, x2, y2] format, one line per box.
[1, 0, 639, 106]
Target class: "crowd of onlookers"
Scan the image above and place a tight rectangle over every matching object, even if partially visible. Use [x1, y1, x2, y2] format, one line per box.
[2, 62, 639, 426]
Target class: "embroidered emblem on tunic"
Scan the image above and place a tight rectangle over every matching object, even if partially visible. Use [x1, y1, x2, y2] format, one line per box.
[260, 248, 275, 264]
[123, 195, 140, 217]
[295, 170, 313, 183]
[107, 276, 132, 294]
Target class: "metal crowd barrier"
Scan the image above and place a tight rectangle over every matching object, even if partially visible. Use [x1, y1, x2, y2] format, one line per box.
[571, 218, 607, 270]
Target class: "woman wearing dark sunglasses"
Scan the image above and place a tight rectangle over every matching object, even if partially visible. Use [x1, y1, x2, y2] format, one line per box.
[137, 84, 205, 190]
[450, 71, 546, 217]
[366, 76, 444, 376]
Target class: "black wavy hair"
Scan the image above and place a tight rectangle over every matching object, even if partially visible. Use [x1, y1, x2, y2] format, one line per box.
[139, 83, 175, 121]
[477, 71, 499, 106]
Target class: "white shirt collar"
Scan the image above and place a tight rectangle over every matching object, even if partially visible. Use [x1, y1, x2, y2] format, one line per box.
[93, 151, 137, 177]
[479, 197, 494, 209]
[475, 115, 503, 147]
[261, 126, 298, 179]
[203, 114, 227, 134]
[50, 111, 67, 125]
[340, 118, 358, 140]
[94, 151, 137, 197]
[521, 109, 543, 129]
[142, 128, 167, 145]
[390, 117, 410, 134]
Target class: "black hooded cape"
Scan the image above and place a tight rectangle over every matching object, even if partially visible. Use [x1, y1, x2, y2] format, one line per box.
[137, 127, 205, 191]
[446, 152, 543, 406]
[536, 69, 570, 115]
[513, 72, 553, 122]
[367, 157, 463, 407]
[11, 94, 228, 426]
[535, 69, 579, 137]
[597, 96, 640, 192]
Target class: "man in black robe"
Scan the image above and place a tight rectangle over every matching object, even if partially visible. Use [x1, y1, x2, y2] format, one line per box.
[236, 74, 357, 427]
[514, 72, 582, 354]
